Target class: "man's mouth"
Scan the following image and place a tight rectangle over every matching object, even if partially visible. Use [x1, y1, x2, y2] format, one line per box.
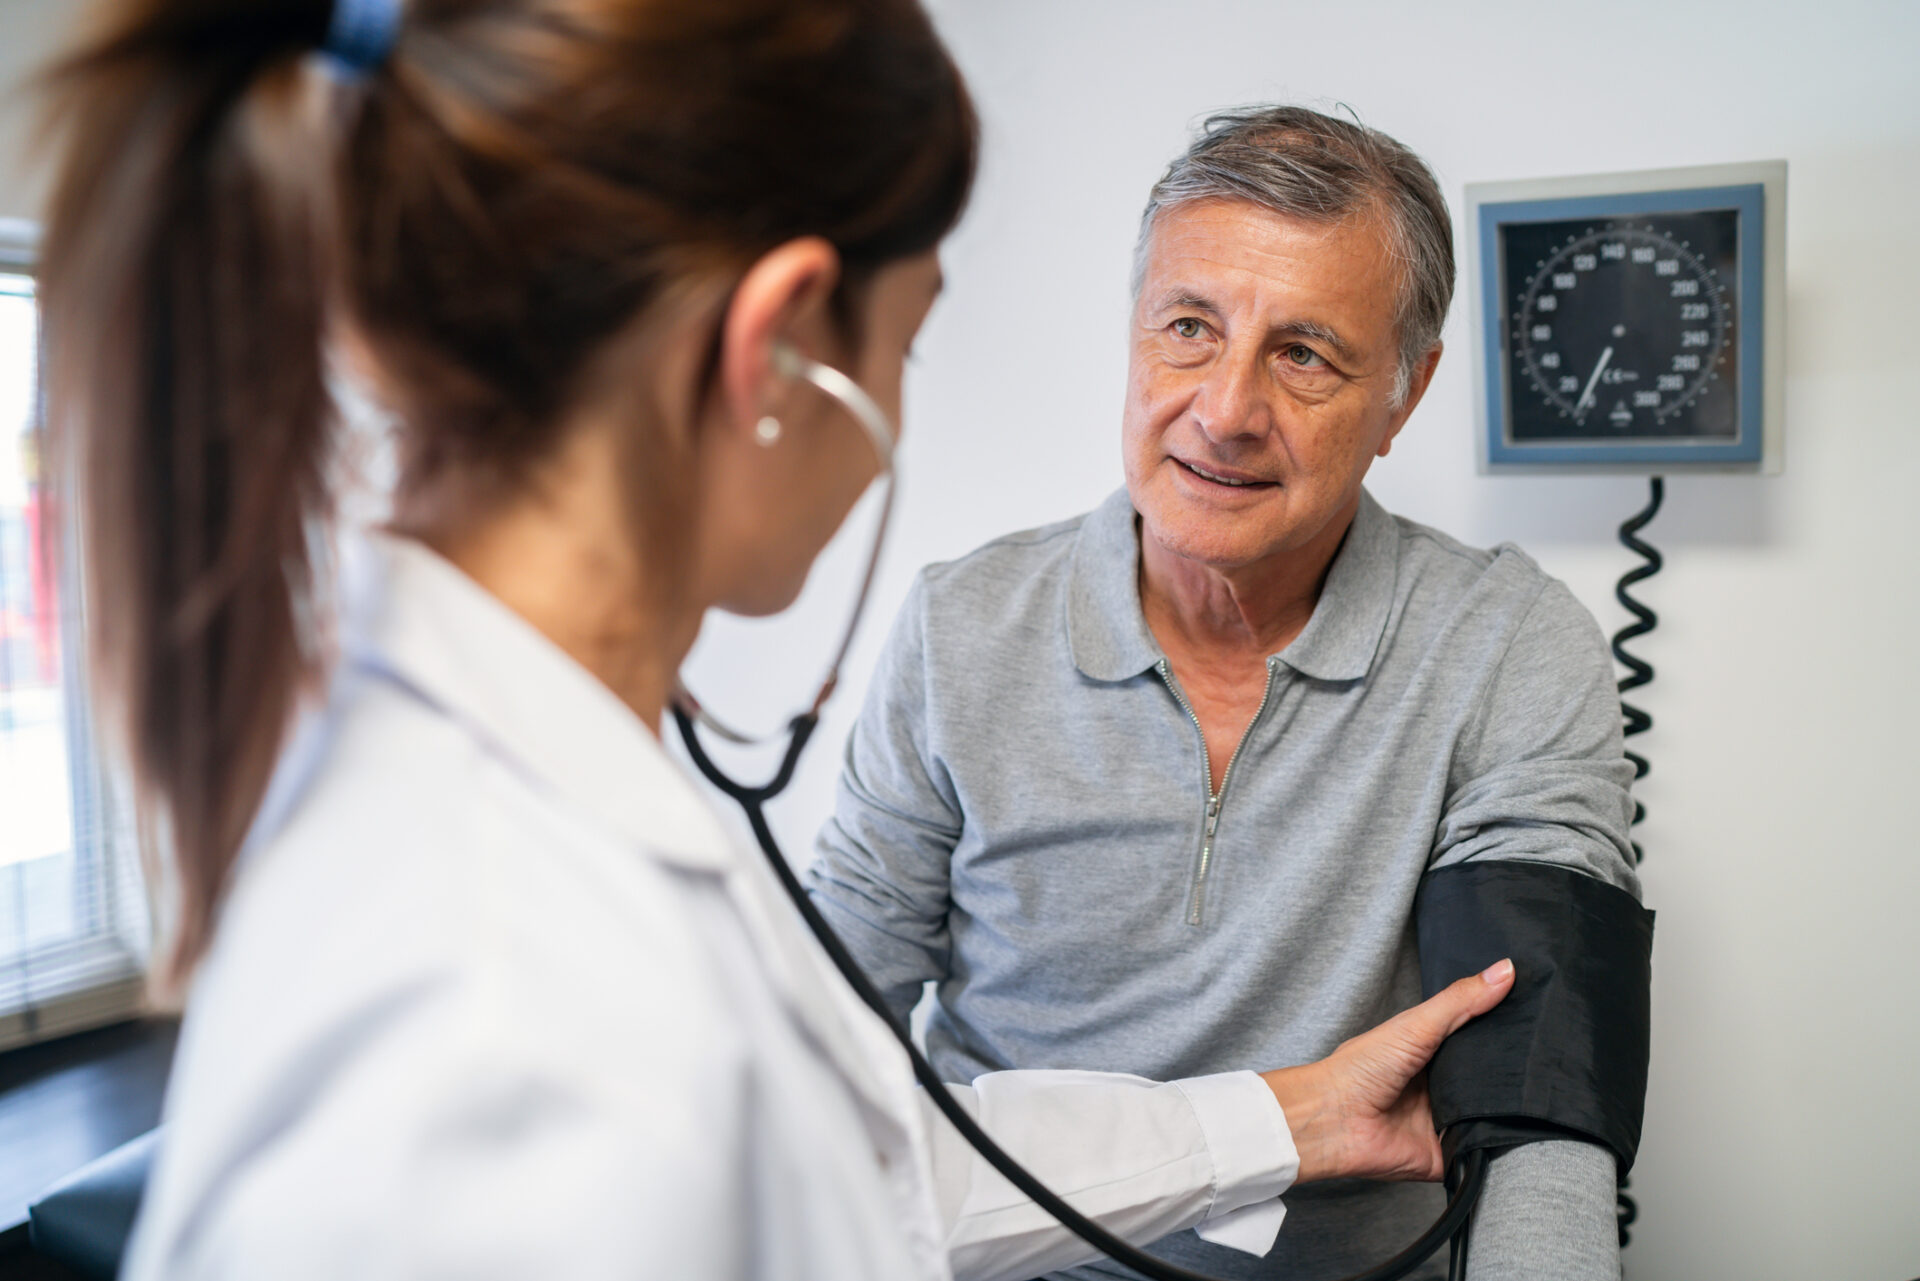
[1175, 458, 1274, 488]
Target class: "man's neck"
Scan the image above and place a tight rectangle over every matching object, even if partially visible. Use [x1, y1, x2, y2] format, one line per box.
[1139, 494, 1360, 663]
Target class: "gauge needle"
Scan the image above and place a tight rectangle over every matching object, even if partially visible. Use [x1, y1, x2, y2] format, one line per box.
[1575, 345, 1615, 418]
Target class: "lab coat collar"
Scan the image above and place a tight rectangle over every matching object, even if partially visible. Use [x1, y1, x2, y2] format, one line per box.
[341, 530, 739, 875]
[1066, 485, 1399, 683]
[339, 532, 907, 1121]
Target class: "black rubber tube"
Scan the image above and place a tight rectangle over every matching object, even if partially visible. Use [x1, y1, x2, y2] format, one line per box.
[1608, 474, 1663, 1248]
[1612, 476, 1664, 863]
[673, 705, 1485, 1281]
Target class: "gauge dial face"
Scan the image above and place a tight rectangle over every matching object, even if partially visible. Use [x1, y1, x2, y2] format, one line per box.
[1499, 210, 1740, 442]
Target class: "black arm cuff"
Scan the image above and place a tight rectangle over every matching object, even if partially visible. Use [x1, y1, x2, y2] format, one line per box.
[1415, 860, 1655, 1174]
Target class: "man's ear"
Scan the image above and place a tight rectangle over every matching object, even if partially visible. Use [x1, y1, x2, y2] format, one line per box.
[1379, 342, 1443, 457]
[716, 237, 842, 441]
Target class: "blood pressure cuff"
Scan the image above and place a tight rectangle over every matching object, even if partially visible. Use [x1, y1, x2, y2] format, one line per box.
[1415, 861, 1655, 1175]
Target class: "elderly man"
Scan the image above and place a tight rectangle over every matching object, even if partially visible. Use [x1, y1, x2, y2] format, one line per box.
[809, 106, 1638, 1281]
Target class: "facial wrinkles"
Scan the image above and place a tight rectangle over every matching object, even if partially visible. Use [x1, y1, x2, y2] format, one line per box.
[1142, 284, 1345, 480]
[1150, 206, 1395, 366]
[1186, 324, 1270, 448]
[1129, 214, 1410, 537]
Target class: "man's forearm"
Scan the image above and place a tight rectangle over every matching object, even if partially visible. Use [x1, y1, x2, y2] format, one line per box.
[1466, 1139, 1621, 1281]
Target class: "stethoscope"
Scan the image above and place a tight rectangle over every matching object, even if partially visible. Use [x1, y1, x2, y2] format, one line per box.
[671, 343, 1486, 1281]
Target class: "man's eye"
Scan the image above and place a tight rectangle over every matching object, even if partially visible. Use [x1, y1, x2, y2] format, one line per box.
[1171, 318, 1204, 339]
[1286, 344, 1326, 367]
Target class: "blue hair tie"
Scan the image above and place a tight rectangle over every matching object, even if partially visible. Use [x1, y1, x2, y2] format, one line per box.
[322, 0, 401, 79]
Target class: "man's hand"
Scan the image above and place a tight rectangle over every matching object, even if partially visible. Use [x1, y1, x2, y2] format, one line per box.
[1262, 959, 1515, 1184]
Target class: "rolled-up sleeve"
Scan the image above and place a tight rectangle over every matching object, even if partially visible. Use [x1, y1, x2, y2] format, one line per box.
[923, 1069, 1298, 1281]
[1432, 577, 1638, 1281]
[1433, 578, 1640, 889]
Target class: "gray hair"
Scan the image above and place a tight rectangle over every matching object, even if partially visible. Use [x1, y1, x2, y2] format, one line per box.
[1132, 105, 1455, 408]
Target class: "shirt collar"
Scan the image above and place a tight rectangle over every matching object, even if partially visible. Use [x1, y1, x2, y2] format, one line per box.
[340, 530, 739, 875]
[1065, 488, 1165, 681]
[1067, 486, 1400, 684]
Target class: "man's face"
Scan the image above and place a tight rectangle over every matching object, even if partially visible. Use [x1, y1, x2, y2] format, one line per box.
[1122, 198, 1435, 573]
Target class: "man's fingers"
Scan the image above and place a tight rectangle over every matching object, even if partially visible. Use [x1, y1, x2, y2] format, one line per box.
[1393, 959, 1515, 1048]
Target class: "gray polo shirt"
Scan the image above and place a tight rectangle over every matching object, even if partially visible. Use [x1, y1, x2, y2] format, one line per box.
[809, 486, 1639, 1281]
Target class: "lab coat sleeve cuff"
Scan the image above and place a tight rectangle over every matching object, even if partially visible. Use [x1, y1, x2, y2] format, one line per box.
[1173, 1070, 1297, 1256]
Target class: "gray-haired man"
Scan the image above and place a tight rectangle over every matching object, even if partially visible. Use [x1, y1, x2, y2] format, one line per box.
[809, 107, 1638, 1281]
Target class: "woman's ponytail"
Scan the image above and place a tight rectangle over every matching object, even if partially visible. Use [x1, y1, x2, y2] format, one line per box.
[38, 0, 342, 994]
[35, 0, 975, 997]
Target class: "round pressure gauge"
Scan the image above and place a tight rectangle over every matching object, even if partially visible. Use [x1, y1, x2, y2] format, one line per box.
[1505, 214, 1737, 442]
[1514, 224, 1730, 433]
[1467, 163, 1784, 473]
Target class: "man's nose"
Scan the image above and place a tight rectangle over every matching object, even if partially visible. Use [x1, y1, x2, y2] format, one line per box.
[1189, 348, 1272, 442]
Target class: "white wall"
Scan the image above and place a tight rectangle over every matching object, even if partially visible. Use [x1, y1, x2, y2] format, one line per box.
[0, 0, 59, 223]
[3, 1, 1915, 1277]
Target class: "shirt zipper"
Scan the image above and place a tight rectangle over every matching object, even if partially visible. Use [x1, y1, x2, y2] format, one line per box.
[1157, 656, 1280, 926]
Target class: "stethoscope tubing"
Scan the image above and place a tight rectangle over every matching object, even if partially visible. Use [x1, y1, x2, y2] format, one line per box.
[673, 344, 899, 745]
[672, 706, 1487, 1281]
[670, 343, 1484, 1281]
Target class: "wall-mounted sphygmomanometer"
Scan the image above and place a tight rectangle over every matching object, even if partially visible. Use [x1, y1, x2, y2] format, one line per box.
[1467, 160, 1787, 475]
[1447, 159, 1788, 1263]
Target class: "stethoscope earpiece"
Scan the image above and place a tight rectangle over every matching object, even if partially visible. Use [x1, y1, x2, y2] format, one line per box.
[673, 344, 897, 745]
[767, 342, 895, 469]
[771, 340, 807, 380]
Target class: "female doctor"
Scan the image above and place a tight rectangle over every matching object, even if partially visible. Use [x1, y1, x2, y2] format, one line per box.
[37, 0, 1514, 1277]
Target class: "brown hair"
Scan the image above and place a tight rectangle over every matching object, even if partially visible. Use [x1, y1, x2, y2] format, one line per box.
[36, 0, 976, 993]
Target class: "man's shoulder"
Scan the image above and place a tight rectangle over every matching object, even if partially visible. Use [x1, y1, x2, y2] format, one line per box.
[920, 508, 1089, 592]
[885, 505, 1098, 670]
[1381, 506, 1600, 655]
[908, 507, 1090, 626]
[1387, 508, 1560, 612]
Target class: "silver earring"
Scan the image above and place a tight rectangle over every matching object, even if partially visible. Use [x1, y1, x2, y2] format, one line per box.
[754, 415, 783, 447]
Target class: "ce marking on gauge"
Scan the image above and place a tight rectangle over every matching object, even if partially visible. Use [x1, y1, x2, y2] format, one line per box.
[1514, 224, 1730, 432]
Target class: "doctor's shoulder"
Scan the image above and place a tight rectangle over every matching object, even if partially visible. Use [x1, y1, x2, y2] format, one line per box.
[132, 685, 757, 1276]
[203, 673, 745, 1055]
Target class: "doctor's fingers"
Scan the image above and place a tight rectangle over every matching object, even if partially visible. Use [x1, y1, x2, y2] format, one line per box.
[1339, 959, 1516, 1086]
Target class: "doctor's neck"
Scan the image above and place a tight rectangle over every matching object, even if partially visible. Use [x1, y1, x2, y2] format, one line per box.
[401, 411, 705, 740]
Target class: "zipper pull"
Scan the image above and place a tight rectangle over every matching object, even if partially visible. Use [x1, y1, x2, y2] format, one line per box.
[1205, 794, 1220, 837]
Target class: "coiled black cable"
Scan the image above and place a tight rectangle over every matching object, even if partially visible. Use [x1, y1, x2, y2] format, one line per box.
[1613, 475, 1663, 863]
[1609, 475, 1663, 1248]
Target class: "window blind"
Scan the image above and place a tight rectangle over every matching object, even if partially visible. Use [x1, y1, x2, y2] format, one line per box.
[0, 222, 150, 1053]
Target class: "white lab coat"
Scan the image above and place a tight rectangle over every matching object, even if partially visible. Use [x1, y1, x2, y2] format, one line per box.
[122, 532, 1298, 1281]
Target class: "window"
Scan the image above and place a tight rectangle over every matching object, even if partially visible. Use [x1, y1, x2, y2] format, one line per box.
[0, 219, 149, 1052]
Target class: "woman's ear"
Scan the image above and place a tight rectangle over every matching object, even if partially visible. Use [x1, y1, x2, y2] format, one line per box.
[717, 237, 842, 440]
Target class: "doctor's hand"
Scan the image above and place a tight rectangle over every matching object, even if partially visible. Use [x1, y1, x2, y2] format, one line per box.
[1261, 959, 1514, 1185]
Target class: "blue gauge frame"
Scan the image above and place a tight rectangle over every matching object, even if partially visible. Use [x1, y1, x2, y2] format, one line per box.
[1478, 182, 1767, 468]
